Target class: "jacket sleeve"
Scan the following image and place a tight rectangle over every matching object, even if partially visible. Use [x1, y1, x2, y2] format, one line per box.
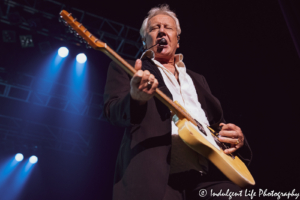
[103, 61, 147, 127]
[201, 75, 253, 166]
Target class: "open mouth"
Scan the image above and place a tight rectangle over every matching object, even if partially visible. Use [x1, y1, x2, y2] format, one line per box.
[157, 38, 168, 46]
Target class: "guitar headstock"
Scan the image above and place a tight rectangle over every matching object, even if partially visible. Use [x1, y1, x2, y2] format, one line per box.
[59, 10, 106, 50]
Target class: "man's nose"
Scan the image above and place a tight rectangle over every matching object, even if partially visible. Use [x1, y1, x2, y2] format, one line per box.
[158, 27, 166, 37]
[159, 26, 165, 33]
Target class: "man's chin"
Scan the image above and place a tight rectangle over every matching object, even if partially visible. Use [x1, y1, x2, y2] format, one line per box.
[154, 52, 174, 62]
[155, 47, 169, 55]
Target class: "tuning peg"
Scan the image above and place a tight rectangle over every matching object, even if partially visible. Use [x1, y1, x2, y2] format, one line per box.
[86, 44, 91, 49]
[64, 21, 68, 26]
[74, 33, 80, 37]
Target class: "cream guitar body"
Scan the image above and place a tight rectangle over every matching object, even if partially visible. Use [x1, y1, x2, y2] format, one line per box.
[176, 118, 255, 188]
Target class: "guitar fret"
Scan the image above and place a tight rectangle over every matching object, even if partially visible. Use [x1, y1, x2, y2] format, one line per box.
[78, 24, 82, 28]
[73, 18, 77, 22]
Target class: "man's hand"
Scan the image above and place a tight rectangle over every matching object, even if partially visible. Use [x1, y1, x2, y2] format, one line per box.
[130, 59, 159, 105]
[218, 123, 245, 154]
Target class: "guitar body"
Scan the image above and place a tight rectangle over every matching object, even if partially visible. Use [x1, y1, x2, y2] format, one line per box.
[177, 118, 255, 188]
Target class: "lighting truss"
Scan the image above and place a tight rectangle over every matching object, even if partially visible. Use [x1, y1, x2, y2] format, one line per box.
[0, 0, 143, 59]
[0, 70, 103, 155]
[0, 114, 92, 156]
[0, 72, 105, 121]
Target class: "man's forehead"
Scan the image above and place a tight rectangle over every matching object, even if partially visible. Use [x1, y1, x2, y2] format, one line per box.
[148, 14, 176, 26]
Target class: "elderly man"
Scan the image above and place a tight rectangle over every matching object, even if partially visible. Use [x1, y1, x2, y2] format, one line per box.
[104, 4, 252, 200]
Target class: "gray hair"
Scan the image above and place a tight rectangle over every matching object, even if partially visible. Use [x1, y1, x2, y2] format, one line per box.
[140, 4, 181, 40]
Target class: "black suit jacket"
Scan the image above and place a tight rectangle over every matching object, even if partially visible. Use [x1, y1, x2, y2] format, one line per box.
[103, 58, 252, 200]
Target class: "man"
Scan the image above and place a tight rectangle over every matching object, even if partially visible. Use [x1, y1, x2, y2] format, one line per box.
[104, 5, 252, 200]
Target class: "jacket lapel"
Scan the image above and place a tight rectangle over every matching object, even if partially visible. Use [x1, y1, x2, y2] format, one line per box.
[187, 69, 224, 127]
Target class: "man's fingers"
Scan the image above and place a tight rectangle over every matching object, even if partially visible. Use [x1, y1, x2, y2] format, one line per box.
[219, 123, 226, 127]
[219, 130, 239, 138]
[149, 78, 158, 93]
[130, 62, 157, 102]
[148, 74, 155, 82]
[143, 74, 155, 89]
[218, 122, 244, 154]
[224, 147, 239, 154]
[139, 70, 150, 90]
[131, 70, 143, 85]
[141, 78, 158, 92]
[134, 59, 142, 71]
[220, 123, 241, 131]
[219, 136, 238, 144]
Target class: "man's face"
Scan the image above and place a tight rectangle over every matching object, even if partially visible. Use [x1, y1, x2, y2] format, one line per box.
[145, 14, 179, 60]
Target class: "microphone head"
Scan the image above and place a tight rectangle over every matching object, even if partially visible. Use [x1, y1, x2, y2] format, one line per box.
[145, 38, 167, 51]
[158, 38, 167, 45]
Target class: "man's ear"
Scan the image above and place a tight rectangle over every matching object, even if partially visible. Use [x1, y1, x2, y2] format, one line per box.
[177, 35, 180, 48]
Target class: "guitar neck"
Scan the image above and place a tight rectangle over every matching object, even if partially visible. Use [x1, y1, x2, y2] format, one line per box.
[102, 45, 197, 126]
[58, 10, 196, 126]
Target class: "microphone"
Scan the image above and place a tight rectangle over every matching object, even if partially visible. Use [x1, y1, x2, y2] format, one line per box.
[145, 38, 167, 51]
[158, 38, 167, 45]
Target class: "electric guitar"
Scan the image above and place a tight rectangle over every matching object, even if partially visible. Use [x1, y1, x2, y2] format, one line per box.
[59, 10, 255, 188]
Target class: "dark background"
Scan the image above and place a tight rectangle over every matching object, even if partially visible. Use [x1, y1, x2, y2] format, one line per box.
[0, 0, 299, 199]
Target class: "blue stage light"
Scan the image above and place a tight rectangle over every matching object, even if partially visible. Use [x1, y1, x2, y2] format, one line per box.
[15, 153, 24, 162]
[29, 156, 38, 164]
[76, 53, 87, 63]
[58, 47, 69, 58]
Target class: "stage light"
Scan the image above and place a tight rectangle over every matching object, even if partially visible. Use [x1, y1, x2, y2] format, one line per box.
[76, 53, 87, 63]
[19, 35, 34, 48]
[29, 156, 38, 164]
[15, 153, 24, 162]
[58, 47, 69, 58]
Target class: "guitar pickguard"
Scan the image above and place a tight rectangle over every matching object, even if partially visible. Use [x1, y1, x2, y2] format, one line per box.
[195, 120, 235, 159]
[191, 120, 221, 151]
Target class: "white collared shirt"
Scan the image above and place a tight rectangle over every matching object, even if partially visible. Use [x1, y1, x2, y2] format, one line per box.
[141, 50, 209, 174]
[141, 50, 210, 133]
